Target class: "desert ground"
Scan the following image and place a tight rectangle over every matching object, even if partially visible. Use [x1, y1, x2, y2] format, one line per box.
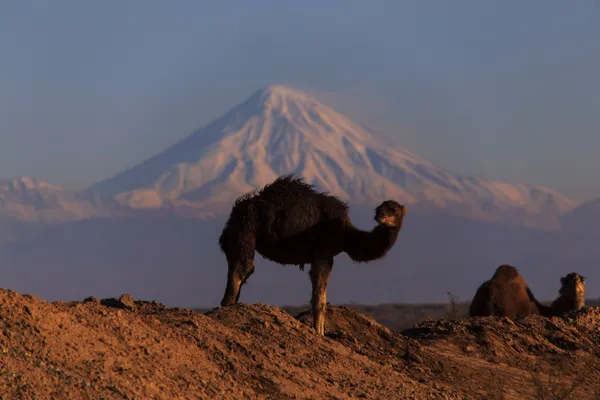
[0, 289, 599, 399]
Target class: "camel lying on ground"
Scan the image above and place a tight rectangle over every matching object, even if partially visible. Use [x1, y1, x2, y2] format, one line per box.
[526, 272, 586, 317]
[469, 264, 586, 319]
[469, 264, 538, 319]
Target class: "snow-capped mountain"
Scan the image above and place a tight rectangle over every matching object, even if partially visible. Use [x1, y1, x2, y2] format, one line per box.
[89, 84, 579, 228]
[0, 177, 123, 222]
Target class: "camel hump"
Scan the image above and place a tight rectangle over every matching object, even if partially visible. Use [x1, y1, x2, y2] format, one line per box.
[491, 264, 521, 283]
[261, 174, 317, 197]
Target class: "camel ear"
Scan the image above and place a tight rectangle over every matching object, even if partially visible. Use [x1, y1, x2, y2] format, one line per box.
[401, 205, 408, 216]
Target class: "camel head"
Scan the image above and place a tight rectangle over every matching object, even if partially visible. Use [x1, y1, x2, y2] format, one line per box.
[559, 272, 586, 305]
[374, 201, 407, 228]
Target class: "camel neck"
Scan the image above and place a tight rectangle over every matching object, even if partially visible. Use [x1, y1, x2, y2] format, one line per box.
[573, 296, 585, 310]
[342, 221, 401, 263]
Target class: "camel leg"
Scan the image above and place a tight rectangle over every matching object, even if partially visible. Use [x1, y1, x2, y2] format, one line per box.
[236, 262, 255, 303]
[309, 257, 333, 336]
[220, 251, 255, 307]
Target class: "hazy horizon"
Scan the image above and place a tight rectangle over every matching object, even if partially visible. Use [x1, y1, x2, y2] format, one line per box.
[1, 1, 599, 200]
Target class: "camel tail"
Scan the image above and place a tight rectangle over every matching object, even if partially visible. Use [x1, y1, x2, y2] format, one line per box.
[219, 197, 257, 255]
[218, 226, 228, 254]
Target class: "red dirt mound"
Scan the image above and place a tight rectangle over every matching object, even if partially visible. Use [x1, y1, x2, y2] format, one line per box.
[204, 303, 452, 399]
[295, 305, 395, 345]
[0, 289, 599, 399]
[0, 291, 451, 399]
[402, 307, 600, 398]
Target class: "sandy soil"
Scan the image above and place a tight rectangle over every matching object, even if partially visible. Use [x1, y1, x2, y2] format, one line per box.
[0, 290, 599, 399]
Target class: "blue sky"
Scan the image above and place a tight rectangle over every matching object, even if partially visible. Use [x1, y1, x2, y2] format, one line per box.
[1, 1, 599, 200]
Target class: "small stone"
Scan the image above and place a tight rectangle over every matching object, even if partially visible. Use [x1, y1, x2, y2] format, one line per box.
[83, 296, 99, 303]
[118, 294, 135, 308]
[100, 294, 135, 310]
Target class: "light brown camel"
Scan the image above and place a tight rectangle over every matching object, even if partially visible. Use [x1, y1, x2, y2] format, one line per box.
[526, 273, 586, 317]
[468, 264, 539, 319]
[218, 174, 408, 335]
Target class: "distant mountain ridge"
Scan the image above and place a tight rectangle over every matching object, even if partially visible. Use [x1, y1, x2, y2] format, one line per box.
[0, 177, 123, 222]
[1, 85, 598, 307]
[561, 198, 600, 232]
[88, 84, 579, 229]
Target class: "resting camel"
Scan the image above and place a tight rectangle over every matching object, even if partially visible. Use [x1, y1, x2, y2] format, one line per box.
[469, 264, 586, 319]
[469, 264, 538, 319]
[526, 272, 586, 317]
[218, 174, 408, 335]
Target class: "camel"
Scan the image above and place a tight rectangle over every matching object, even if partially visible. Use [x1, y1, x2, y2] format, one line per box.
[218, 174, 408, 335]
[526, 272, 586, 317]
[469, 264, 539, 319]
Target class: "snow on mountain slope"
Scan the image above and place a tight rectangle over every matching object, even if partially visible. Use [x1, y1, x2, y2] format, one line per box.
[89, 84, 580, 228]
[0, 177, 124, 222]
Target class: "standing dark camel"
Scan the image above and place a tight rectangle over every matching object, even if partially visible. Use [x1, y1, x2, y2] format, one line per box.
[218, 174, 408, 335]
